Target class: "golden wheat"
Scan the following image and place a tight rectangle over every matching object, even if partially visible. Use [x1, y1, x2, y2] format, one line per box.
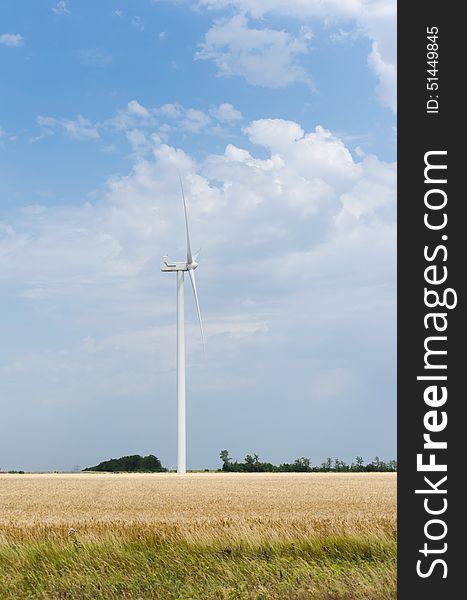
[0, 472, 395, 542]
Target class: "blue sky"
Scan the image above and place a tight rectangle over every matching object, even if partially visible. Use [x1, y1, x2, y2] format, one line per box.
[0, 0, 396, 471]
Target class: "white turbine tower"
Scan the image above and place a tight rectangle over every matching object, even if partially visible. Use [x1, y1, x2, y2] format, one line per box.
[161, 176, 204, 474]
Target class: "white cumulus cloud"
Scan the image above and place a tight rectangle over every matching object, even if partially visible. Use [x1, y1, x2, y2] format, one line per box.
[0, 33, 24, 47]
[2, 116, 394, 312]
[127, 99, 151, 119]
[106, 100, 242, 138]
[52, 1, 70, 15]
[195, 14, 312, 89]
[368, 41, 396, 113]
[37, 115, 100, 141]
[210, 103, 243, 122]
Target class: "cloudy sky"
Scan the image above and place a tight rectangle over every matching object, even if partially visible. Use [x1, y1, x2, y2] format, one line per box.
[0, 0, 396, 472]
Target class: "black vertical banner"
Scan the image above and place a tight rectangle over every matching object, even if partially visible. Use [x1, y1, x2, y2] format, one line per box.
[398, 2, 463, 598]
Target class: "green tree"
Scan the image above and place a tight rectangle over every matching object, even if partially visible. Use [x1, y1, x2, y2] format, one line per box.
[354, 456, 364, 471]
[244, 454, 257, 472]
[292, 457, 311, 472]
[219, 450, 231, 472]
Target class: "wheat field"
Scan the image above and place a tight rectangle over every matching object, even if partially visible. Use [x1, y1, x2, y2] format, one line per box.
[0, 473, 396, 599]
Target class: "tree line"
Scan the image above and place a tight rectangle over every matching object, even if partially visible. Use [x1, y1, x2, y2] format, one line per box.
[219, 450, 397, 473]
[3, 452, 397, 474]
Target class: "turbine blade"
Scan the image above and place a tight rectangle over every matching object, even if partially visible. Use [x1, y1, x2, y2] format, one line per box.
[194, 248, 201, 262]
[188, 268, 205, 349]
[178, 174, 193, 264]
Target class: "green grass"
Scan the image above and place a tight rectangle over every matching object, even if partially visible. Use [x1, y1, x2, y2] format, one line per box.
[0, 534, 396, 599]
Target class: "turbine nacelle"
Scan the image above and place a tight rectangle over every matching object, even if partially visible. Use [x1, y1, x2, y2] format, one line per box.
[160, 257, 198, 272]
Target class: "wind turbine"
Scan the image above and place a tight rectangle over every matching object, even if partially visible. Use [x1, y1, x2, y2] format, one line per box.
[161, 176, 204, 474]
